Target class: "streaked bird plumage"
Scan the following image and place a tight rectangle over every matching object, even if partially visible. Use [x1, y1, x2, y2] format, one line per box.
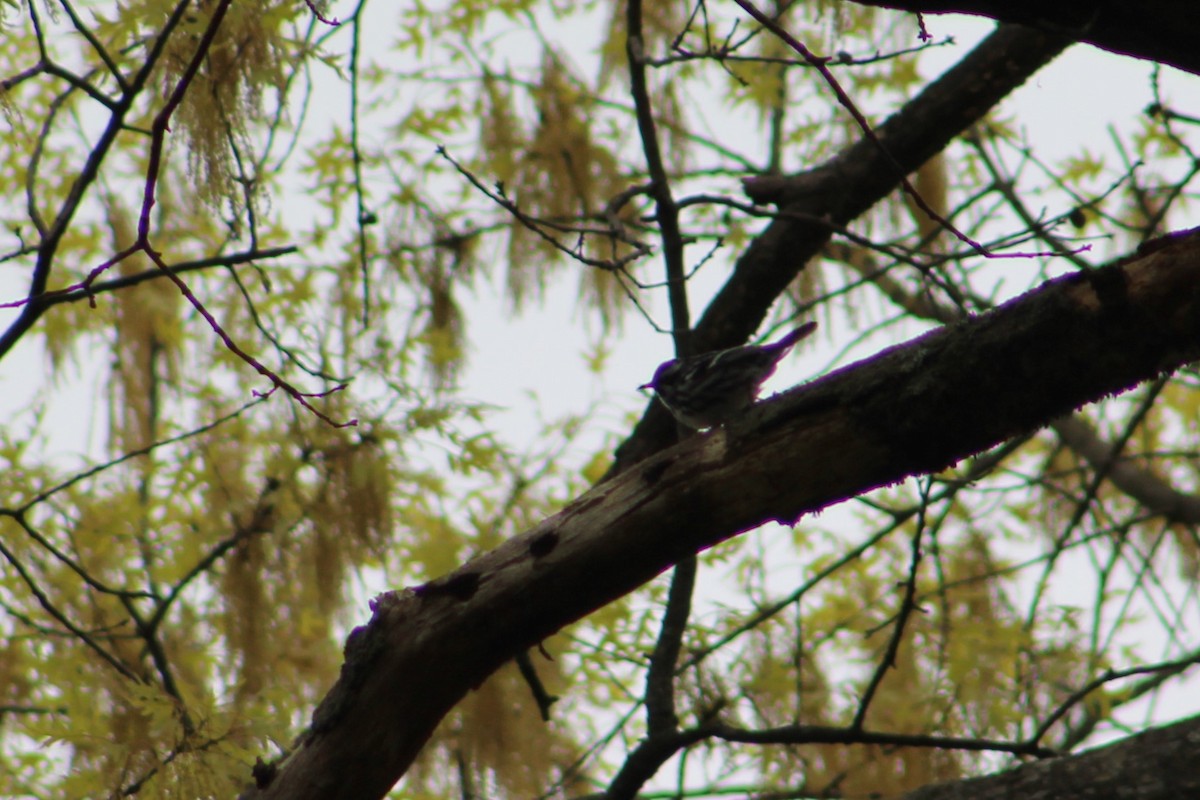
[639, 322, 817, 429]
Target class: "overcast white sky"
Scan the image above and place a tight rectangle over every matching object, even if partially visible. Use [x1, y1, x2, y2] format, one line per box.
[3, 11, 1194, 456]
[1, 8, 1198, 776]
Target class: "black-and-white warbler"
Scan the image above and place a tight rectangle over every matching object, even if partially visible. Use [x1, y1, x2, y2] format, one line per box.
[639, 322, 817, 429]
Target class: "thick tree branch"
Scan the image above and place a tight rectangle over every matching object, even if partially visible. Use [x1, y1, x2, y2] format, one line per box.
[245, 227, 1200, 799]
[835, 240, 1200, 525]
[836, 239, 1200, 525]
[903, 714, 1200, 800]
[848, 0, 1200, 77]
[587, 714, 1200, 800]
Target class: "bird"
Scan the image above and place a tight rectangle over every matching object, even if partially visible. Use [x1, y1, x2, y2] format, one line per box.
[639, 322, 817, 429]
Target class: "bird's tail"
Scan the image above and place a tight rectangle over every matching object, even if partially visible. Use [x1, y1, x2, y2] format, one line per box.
[774, 321, 818, 351]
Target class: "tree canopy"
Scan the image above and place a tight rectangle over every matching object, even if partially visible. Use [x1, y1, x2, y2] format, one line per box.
[1, 2, 1199, 799]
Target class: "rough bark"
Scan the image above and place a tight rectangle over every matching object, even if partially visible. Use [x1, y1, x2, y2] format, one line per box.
[904, 714, 1200, 800]
[244, 229, 1200, 799]
[240, 12, 1200, 800]
[850, 0, 1200, 77]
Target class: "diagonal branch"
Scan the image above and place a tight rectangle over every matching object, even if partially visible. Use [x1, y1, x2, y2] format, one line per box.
[0, 0, 194, 361]
[243, 227, 1200, 800]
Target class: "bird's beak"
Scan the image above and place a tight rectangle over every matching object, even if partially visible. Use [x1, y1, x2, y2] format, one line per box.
[637, 381, 653, 393]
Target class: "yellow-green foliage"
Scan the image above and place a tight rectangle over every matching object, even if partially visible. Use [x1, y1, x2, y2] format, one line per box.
[1, 0, 1196, 797]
